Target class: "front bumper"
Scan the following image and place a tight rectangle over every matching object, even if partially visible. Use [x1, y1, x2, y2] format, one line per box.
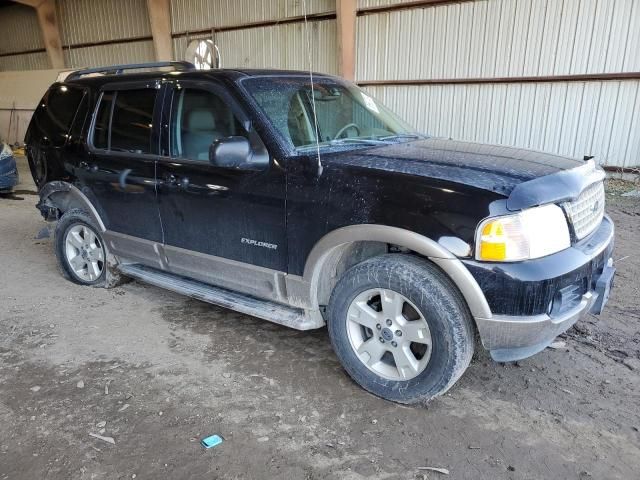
[467, 215, 615, 362]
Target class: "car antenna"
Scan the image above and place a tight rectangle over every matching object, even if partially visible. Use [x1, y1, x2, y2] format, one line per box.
[302, 0, 323, 176]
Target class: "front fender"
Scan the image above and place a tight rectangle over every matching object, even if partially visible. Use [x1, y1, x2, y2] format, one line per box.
[302, 224, 492, 320]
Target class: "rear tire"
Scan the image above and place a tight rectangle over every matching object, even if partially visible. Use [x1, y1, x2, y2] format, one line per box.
[55, 209, 106, 286]
[327, 254, 474, 404]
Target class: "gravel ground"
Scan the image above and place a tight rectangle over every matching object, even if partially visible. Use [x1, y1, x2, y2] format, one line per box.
[1, 157, 639, 480]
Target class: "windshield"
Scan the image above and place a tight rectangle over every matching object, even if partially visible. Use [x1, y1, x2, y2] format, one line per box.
[241, 76, 419, 151]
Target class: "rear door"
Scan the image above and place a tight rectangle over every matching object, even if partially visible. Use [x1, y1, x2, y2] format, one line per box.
[77, 82, 165, 267]
[155, 80, 287, 292]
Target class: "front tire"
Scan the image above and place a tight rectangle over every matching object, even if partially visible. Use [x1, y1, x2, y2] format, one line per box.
[55, 209, 106, 286]
[327, 254, 474, 404]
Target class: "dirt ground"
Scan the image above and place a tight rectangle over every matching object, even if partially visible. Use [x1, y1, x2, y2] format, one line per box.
[1, 157, 639, 480]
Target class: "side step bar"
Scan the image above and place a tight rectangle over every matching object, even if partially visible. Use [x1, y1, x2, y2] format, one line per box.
[118, 264, 318, 330]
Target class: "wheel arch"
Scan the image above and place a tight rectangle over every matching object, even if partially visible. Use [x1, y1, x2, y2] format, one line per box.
[302, 224, 492, 320]
[38, 181, 106, 232]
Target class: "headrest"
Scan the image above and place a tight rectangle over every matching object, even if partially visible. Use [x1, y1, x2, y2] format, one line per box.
[187, 109, 216, 131]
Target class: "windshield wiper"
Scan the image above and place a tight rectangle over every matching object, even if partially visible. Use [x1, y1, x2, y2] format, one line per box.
[328, 137, 391, 146]
[377, 133, 427, 141]
[296, 137, 394, 152]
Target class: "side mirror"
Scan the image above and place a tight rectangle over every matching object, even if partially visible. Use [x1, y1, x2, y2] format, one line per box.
[209, 136, 251, 168]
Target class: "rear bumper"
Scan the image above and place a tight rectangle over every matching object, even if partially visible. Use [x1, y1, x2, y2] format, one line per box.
[468, 215, 615, 362]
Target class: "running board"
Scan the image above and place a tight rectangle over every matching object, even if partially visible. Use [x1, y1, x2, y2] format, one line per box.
[118, 264, 318, 330]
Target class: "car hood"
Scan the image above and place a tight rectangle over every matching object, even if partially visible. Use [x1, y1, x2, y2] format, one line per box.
[326, 138, 602, 210]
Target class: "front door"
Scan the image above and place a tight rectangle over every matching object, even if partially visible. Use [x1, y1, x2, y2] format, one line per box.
[77, 83, 165, 267]
[155, 81, 287, 294]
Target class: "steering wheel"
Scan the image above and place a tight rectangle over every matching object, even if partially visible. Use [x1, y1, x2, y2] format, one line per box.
[334, 123, 361, 140]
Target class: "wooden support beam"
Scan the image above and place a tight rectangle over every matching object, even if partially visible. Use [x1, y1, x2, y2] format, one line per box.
[12, 0, 65, 69]
[147, 0, 174, 61]
[336, 0, 357, 81]
[35, 0, 65, 69]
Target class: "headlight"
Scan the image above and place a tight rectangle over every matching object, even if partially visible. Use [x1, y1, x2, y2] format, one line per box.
[475, 204, 570, 262]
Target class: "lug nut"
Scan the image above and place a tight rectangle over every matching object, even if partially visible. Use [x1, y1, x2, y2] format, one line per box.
[376, 324, 381, 330]
[386, 319, 392, 326]
[379, 337, 385, 343]
[391, 341, 397, 347]
[395, 330, 402, 337]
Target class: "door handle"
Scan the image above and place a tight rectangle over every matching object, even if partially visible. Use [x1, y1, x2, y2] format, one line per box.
[164, 173, 178, 185]
[79, 161, 97, 172]
[163, 174, 189, 189]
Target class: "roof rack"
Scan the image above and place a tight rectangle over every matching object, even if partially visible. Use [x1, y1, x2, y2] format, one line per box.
[65, 61, 196, 81]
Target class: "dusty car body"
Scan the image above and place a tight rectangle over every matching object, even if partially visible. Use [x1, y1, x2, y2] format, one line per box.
[0, 142, 18, 192]
[25, 62, 615, 403]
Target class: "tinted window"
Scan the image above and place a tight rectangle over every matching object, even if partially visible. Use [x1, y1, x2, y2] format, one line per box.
[69, 93, 89, 140]
[33, 85, 85, 146]
[170, 88, 245, 161]
[110, 89, 156, 153]
[93, 92, 113, 150]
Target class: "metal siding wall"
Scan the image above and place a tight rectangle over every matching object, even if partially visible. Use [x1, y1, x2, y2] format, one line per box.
[357, 0, 640, 81]
[358, 0, 418, 7]
[64, 40, 156, 68]
[0, 53, 50, 72]
[173, 20, 338, 74]
[0, 4, 43, 55]
[170, 0, 335, 33]
[57, 0, 152, 44]
[365, 80, 640, 168]
[357, 0, 640, 167]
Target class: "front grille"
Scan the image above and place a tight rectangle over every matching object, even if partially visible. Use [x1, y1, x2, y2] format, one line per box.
[563, 181, 605, 240]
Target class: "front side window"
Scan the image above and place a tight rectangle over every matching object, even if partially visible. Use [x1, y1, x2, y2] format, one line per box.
[170, 87, 245, 161]
[92, 89, 156, 154]
[241, 77, 416, 151]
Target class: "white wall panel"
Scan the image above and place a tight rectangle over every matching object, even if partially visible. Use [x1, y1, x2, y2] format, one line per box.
[57, 0, 152, 45]
[170, 0, 335, 33]
[365, 81, 640, 168]
[173, 20, 338, 74]
[0, 4, 43, 55]
[356, 0, 640, 81]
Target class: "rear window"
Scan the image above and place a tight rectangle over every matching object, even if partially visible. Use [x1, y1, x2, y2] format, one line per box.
[92, 89, 156, 154]
[32, 85, 85, 146]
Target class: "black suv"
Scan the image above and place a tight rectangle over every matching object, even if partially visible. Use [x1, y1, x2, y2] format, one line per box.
[26, 62, 615, 404]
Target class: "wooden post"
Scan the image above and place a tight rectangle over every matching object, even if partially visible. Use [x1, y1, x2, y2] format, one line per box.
[336, 0, 357, 81]
[13, 0, 65, 69]
[147, 0, 174, 61]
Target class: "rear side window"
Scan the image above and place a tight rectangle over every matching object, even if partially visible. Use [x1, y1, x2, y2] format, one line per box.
[32, 85, 85, 146]
[92, 89, 156, 154]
